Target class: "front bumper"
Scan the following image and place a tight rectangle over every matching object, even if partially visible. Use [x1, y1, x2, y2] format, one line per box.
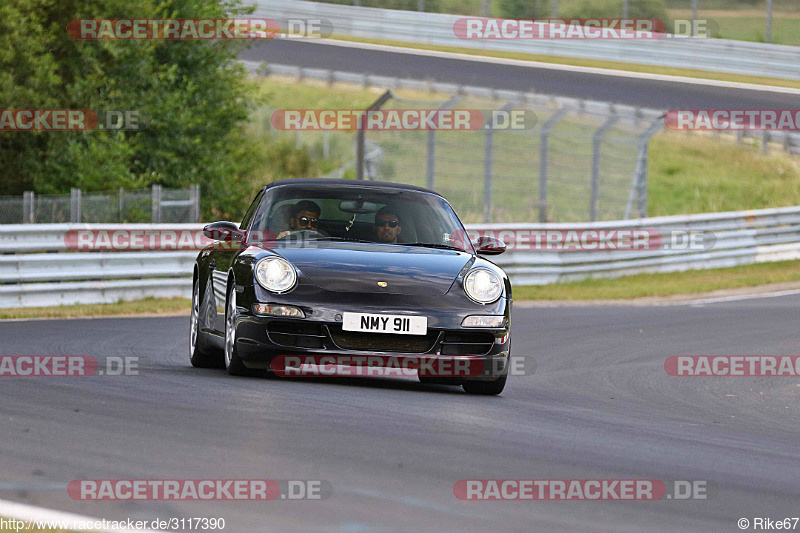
[234, 313, 510, 380]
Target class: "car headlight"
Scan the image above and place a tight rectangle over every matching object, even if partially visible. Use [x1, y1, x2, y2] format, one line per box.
[255, 257, 297, 293]
[463, 268, 503, 304]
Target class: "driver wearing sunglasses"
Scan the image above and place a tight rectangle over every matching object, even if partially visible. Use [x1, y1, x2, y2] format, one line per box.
[276, 200, 323, 239]
[374, 206, 402, 244]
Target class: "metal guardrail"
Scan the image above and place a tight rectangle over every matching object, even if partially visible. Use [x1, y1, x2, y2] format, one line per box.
[254, 0, 800, 81]
[0, 224, 201, 308]
[480, 206, 800, 284]
[1, 206, 799, 307]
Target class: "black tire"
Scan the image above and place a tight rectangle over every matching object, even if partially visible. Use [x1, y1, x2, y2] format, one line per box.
[190, 276, 224, 369]
[224, 280, 259, 377]
[462, 375, 507, 395]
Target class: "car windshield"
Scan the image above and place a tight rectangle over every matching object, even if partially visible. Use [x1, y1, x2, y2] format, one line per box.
[247, 184, 474, 253]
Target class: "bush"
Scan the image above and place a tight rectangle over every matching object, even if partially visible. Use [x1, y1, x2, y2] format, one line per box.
[0, 0, 261, 220]
[559, 0, 669, 22]
[498, 0, 548, 19]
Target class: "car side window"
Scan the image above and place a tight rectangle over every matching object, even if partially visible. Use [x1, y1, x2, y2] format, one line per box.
[240, 190, 265, 230]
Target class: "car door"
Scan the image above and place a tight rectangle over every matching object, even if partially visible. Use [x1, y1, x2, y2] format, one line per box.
[210, 189, 265, 333]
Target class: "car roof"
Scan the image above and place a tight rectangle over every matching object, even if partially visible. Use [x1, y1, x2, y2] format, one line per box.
[263, 178, 442, 197]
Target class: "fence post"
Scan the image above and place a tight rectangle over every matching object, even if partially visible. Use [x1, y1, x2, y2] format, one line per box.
[761, 131, 769, 155]
[538, 106, 571, 223]
[22, 191, 34, 224]
[427, 95, 461, 190]
[590, 115, 619, 222]
[356, 90, 393, 181]
[151, 184, 162, 223]
[119, 187, 124, 222]
[323, 131, 330, 159]
[483, 126, 494, 223]
[625, 117, 664, 219]
[192, 184, 201, 223]
[766, 0, 773, 43]
[483, 100, 519, 223]
[70, 188, 82, 223]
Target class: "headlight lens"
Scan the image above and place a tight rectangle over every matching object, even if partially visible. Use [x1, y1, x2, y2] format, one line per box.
[255, 257, 297, 293]
[463, 268, 503, 304]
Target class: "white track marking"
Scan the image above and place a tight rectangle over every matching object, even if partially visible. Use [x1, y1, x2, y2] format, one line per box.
[681, 288, 800, 306]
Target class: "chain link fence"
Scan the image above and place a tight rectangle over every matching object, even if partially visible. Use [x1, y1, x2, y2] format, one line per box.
[0, 186, 200, 224]
[250, 63, 663, 224]
[359, 94, 660, 223]
[252, 63, 799, 224]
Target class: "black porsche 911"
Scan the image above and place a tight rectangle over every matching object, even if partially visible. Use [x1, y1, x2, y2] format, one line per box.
[190, 178, 511, 395]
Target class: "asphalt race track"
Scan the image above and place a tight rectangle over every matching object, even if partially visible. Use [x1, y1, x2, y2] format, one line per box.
[239, 39, 800, 110]
[2, 294, 799, 532]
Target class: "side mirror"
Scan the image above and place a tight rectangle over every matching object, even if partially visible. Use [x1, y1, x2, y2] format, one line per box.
[475, 236, 506, 255]
[203, 221, 243, 242]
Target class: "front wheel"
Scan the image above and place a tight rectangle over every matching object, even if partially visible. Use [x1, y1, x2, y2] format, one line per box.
[462, 375, 507, 395]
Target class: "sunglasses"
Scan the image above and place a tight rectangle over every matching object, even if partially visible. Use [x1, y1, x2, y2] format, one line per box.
[297, 216, 319, 226]
[376, 220, 399, 228]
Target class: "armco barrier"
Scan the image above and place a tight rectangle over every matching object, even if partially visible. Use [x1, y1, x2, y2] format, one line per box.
[254, 0, 800, 81]
[1, 206, 799, 308]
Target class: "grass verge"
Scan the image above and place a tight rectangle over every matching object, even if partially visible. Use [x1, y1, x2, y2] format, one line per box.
[0, 297, 190, 321]
[513, 259, 800, 300]
[669, 9, 800, 45]
[648, 132, 800, 216]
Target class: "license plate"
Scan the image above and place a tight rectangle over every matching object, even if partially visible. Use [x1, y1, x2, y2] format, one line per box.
[342, 312, 427, 335]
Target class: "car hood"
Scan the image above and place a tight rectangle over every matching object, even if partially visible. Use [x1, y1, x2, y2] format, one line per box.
[273, 242, 473, 296]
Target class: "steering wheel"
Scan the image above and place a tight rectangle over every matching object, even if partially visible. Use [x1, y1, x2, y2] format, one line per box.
[277, 229, 326, 241]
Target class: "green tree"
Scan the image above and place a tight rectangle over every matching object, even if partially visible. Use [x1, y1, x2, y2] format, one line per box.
[0, 0, 260, 217]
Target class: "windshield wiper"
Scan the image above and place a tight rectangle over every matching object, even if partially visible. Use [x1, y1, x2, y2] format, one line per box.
[402, 242, 462, 251]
